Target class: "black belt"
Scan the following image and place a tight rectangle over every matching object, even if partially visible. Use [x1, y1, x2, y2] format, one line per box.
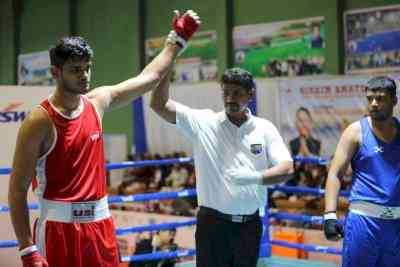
[200, 206, 259, 223]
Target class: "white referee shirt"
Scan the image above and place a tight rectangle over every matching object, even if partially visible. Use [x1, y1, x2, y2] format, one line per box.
[175, 103, 292, 215]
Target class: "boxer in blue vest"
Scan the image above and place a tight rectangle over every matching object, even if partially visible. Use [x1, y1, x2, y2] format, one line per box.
[324, 76, 400, 267]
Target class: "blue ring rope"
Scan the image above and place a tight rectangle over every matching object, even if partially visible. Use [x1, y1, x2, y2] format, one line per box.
[0, 185, 349, 212]
[0, 155, 330, 175]
[116, 219, 196, 236]
[121, 249, 196, 262]
[270, 211, 345, 225]
[270, 240, 342, 255]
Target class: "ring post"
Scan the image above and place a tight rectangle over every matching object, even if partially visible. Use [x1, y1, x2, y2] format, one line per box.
[259, 195, 271, 257]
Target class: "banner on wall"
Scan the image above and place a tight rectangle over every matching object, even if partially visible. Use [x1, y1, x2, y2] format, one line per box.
[18, 50, 54, 86]
[0, 86, 54, 205]
[344, 4, 400, 74]
[233, 17, 326, 78]
[278, 76, 400, 157]
[146, 31, 218, 83]
[0, 86, 54, 167]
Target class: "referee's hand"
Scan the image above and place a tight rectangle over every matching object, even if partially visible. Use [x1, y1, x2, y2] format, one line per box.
[225, 168, 263, 185]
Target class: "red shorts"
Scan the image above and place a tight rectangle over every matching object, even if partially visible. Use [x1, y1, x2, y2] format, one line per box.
[33, 197, 120, 267]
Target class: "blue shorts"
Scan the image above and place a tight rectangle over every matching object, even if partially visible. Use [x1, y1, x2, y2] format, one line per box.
[342, 212, 400, 267]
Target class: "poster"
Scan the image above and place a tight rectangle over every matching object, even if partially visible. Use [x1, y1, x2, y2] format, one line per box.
[279, 75, 400, 157]
[344, 4, 400, 74]
[146, 31, 218, 83]
[233, 17, 326, 78]
[18, 50, 54, 86]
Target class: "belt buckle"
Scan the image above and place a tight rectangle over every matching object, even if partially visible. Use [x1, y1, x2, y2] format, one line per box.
[231, 215, 244, 223]
[71, 202, 96, 222]
[380, 207, 395, 219]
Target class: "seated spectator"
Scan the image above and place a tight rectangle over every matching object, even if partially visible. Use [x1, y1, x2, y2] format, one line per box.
[165, 164, 189, 190]
[130, 229, 178, 267]
[119, 153, 156, 195]
[148, 166, 164, 192]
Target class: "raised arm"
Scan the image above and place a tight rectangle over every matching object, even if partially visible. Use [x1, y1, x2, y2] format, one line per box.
[150, 66, 178, 124]
[8, 108, 52, 265]
[87, 10, 200, 115]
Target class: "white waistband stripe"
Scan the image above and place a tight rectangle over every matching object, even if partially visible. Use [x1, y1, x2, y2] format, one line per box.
[39, 196, 110, 223]
[350, 201, 400, 220]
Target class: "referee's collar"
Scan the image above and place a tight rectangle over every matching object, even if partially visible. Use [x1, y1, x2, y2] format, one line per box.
[218, 108, 255, 128]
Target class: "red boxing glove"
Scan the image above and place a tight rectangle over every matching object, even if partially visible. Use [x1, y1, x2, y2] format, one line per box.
[20, 245, 49, 267]
[172, 10, 200, 42]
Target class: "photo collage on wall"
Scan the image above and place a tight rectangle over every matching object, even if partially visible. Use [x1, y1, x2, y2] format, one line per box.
[344, 4, 400, 74]
[233, 17, 326, 78]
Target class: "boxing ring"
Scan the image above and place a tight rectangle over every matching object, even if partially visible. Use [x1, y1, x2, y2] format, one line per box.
[0, 156, 345, 267]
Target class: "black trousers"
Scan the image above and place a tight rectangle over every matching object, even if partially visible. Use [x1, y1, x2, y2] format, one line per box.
[195, 207, 263, 267]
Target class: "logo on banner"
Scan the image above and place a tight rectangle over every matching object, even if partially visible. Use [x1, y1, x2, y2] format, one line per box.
[0, 102, 28, 123]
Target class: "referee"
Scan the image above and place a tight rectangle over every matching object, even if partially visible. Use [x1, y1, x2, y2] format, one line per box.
[150, 67, 294, 267]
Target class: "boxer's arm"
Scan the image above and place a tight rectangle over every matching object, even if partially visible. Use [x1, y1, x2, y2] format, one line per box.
[323, 123, 359, 241]
[8, 108, 51, 250]
[86, 43, 180, 117]
[325, 122, 360, 212]
[87, 10, 200, 117]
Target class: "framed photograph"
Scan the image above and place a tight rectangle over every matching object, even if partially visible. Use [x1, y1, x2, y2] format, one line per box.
[233, 17, 326, 78]
[344, 4, 400, 74]
[18, 51, 54, 86]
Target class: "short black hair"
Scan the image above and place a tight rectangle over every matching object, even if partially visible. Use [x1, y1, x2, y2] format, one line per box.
[49, 36, 93, 68]
[296, 106, 312, 119]
[366, 76, 397, 97]
[220, 67, 255, 92]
